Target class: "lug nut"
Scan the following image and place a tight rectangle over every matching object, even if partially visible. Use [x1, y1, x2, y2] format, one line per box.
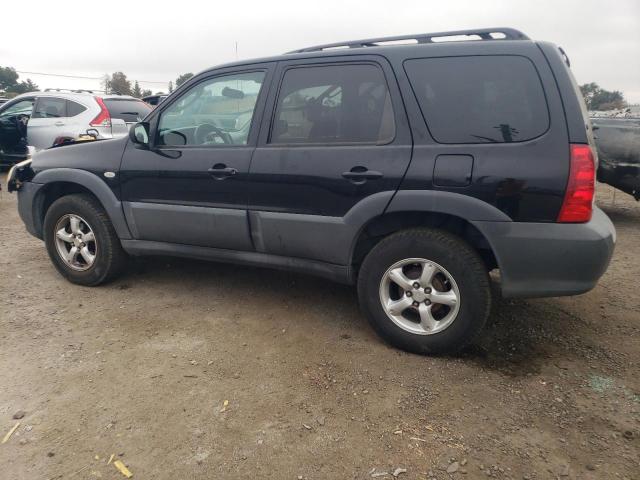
[424, 287, 432, 294]
[413, 282, 420, 289]
[412, 301, 419, 307]
[405, 291, 412, 297]
[425, 300, 431, 305]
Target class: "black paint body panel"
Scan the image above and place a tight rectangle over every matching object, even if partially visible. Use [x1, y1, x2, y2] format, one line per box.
[13, 36, 616, 299]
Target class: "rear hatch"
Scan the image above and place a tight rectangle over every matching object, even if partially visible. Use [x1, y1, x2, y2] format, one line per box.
[103, 98, 151, 128]
[538, 43, 600, 222]
[538, 43, 598, 157]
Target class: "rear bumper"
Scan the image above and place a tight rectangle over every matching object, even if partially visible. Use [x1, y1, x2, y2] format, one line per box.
[473, 207, 616, 298]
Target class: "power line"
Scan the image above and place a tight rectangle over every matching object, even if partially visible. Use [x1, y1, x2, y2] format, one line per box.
[16, 70, 168, 85]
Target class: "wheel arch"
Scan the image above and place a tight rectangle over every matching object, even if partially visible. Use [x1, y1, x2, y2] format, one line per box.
[350, 210, 499, 273]
[31, 169, 131, 240]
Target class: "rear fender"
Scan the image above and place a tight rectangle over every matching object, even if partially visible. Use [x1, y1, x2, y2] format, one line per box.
[386, 190, 512, 222]
[346, 189, 510, 266]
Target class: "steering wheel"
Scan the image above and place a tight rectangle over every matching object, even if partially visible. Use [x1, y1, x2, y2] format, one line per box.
[194, 123, 232, 145]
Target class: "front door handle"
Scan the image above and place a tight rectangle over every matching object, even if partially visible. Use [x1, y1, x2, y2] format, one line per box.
[208, 164, 237, 180]
[55, 121, 65, 127]
[342, 167, 384, 184]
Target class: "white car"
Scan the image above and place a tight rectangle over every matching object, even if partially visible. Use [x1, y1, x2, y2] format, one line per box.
[0, 90, 152, 165]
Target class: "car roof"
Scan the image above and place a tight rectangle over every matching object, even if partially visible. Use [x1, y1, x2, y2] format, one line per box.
[197, 27, 535, 76]
[102, 95, 144, 101]
[10, 91, 140, 101]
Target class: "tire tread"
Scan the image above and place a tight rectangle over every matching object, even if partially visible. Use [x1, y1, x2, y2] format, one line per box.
[357, 228, 491, 354]
[44, 194, 126, 286]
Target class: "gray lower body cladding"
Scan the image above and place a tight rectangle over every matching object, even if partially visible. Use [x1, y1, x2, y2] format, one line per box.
[120, 239, 353, 284]
[17, 182, 43, 238]
[473, 207, 615, 298]
[17, 181, 615, 298]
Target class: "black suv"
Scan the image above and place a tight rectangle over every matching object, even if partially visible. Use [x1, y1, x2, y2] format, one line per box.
[8, 28, 616, 354]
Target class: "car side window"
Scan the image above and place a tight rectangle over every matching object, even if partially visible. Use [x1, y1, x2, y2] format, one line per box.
[32, 97, 67, 119]
[269, 64, 395, 145]
[157, 71, 266, 147]
[404, 56, 550, 143]
[0, 99, 34, 119]
[66, 100, 87, 117]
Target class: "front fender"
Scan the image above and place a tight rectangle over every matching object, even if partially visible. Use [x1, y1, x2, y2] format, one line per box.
[31, 168, 132, 239]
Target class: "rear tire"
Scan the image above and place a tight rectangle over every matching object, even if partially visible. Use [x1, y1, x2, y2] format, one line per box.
[358, 228, 491, 354]
[44, 194, 126, 286]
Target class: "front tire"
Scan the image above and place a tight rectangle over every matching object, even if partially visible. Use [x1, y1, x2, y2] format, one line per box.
[358, 228, 491, 355]
[44, 194, 126, 286]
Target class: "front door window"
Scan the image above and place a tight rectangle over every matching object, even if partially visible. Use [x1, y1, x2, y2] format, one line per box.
[157, 71, 266, 147]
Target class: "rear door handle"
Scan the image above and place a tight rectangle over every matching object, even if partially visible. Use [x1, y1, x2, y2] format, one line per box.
[55, 121, 65, 126]
[208, 164, 237, 180]
[342, 167, 383, 184]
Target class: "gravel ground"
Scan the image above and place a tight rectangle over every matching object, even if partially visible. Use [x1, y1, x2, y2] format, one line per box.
[0, 176, 638, 480]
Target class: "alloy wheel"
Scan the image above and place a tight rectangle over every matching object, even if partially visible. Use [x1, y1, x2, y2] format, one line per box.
[53, 214, 97, 271]
[379, 258, 461, 335]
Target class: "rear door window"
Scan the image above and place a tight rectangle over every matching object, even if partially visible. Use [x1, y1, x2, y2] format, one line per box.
[103, 99, 152, 123]
[404, 56, 549, 143]
[32, 97, 67, 118]
[269, 63, 395, 145]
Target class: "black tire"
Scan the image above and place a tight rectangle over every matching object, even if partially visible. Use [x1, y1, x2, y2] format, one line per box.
[43, 194, 127, 286]
[357, 228, 491, 355]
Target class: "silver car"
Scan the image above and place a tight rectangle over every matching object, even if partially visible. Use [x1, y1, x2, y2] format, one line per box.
[0, 90, 151, 165]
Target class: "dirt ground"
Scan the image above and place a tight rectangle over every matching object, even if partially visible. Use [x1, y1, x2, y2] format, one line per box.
[0, 176, 638, 480]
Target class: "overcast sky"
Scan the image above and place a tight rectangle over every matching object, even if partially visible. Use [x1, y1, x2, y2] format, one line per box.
[2, 0, 639, 102]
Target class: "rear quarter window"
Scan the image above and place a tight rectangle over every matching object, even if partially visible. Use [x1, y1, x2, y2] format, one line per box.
[404, 55, 550, 143]
[103, 99, 151, 122]
[67, 100, 87, 117]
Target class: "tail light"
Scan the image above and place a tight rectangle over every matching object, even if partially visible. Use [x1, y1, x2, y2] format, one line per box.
[557, 144, 595, 223]
[90, 97, 111, 127]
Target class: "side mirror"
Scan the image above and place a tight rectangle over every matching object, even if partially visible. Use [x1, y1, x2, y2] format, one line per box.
[130, 122, 150, 147]
[86, 128, 100, 139]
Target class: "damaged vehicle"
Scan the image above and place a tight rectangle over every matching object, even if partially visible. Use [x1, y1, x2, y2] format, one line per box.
[0, 96, 33, 166]
[592, 115, 640, 200]
[0, 91, 151, 166]
[7, 28, 616, 354]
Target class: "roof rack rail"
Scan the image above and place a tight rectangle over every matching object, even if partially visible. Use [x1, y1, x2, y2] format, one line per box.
[286, 27, 529, 54]
[44, 88, 98, 94]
